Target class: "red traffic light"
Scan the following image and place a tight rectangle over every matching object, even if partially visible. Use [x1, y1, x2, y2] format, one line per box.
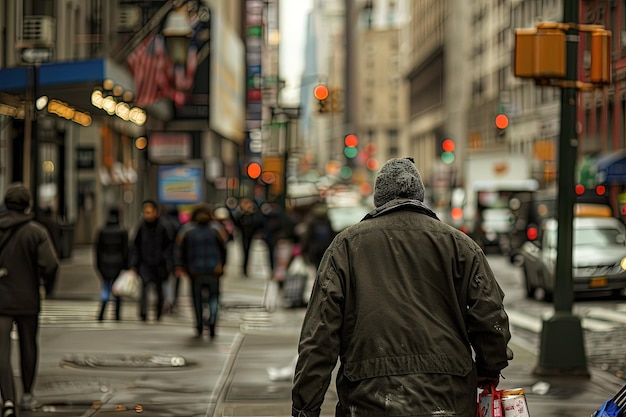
[442, 138, 455, 152]
[344, 133, 358, 148]
[575, 184, 585, 195]
[246, 162, 262, 179]
[495, 114, 509, 129]
[313, 84, 329, 101]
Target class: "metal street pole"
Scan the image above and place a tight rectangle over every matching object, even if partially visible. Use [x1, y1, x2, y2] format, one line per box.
[32, 64, 40, 219]
[534, 1, 588, 377]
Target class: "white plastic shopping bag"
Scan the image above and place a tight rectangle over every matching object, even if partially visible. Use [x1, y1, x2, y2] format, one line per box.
[112, 269, 141, 299]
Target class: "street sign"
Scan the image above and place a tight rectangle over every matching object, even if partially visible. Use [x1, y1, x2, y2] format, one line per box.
[19, 47, 53, 64]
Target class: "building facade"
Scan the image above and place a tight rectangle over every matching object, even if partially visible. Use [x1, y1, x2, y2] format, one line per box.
[0, 0, 251, 250]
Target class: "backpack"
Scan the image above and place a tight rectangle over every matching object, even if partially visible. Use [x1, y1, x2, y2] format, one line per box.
[183, 223, 225, 276]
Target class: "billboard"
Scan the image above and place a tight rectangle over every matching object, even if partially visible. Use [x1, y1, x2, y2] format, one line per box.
[157, 165, 204, 204]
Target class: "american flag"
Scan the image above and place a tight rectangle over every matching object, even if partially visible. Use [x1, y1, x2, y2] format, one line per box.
[127, 34, 174, 107]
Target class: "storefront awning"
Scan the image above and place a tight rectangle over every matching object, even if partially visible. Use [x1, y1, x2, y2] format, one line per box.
[0, 58, 134, 113]
[595, 150, 626, 184]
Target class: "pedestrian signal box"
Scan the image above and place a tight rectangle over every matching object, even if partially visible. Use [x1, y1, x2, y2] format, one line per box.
[514, 22, 612, 86]
[514, 27, 566, 79]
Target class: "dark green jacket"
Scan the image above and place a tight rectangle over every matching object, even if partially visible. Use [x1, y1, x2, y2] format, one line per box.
[0, 210, 59, 315]
[292, 199, 511, 417]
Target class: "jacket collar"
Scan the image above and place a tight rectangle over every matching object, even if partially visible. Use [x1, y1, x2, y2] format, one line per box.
[364, 198, 440, 221]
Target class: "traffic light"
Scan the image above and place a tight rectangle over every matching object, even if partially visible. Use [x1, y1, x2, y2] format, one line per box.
[246, 162, 262, 179]
[514, 23, 611, 85]
[590, 29, 612, 84]
[329, 87, 343, 112]
[439, 138, 455, 164]
[495, 113, 509, 140]
[313, 84, 330, 113]
[344, 133, 359, 159]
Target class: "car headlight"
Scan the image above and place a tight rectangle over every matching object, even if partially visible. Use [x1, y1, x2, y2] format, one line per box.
[620, 257, 626, 270]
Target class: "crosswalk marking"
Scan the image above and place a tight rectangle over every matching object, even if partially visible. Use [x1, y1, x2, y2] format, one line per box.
[507, 307, 624, 333]
[585, 307, 626, 325]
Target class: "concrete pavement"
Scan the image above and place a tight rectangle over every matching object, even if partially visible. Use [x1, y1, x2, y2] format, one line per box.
[10, 240, 626, 417]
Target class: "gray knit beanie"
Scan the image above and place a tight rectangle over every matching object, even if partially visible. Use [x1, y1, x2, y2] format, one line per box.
[373, 157, 425, 207]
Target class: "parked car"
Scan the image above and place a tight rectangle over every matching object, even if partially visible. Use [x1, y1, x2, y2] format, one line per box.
[520, 203, 626, 300]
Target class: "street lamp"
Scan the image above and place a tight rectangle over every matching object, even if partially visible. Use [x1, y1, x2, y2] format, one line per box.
[162, 6, 194, 65]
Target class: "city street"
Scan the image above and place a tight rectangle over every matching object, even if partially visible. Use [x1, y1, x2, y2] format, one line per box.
[10, 238, 626, 417]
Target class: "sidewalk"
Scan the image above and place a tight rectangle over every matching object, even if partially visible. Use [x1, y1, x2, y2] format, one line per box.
[14, 241, 626, 417]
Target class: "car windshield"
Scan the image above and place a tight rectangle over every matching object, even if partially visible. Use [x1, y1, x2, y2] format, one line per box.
[574, 228, 626, 247]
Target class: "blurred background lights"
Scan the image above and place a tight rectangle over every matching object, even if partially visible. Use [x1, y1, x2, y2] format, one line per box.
[135, 137, 148, 150]
[42, 160, 55, 173]
[339, 165, 352, 180]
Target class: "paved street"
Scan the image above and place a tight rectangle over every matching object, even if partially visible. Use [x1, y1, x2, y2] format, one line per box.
[7, 240, 626, 416]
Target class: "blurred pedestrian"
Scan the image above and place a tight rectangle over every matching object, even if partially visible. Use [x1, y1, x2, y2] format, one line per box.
[161, 205, 182, 314]
[232, 197, 261, 277]
[300, 202, 336, 270]
[175, 203, 228, 339]
[292, 158, 512, 417]
[0, 183, 59, 416]
[94, 208, 129, 321]
[129, 200, 173, 322]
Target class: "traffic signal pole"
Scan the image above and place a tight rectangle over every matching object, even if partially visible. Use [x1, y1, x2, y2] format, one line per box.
[534, 0, 589, 377]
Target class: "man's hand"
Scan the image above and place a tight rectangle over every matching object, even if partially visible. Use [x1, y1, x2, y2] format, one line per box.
[477, 376, 499, 389]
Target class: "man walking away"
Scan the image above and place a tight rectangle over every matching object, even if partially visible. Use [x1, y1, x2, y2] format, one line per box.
[175, 203, 228, 339]
[130, 200, 173, 322]
[0, 183, 58, 416]
[292, 158, 512, 417]
[94, 208, 129, 321]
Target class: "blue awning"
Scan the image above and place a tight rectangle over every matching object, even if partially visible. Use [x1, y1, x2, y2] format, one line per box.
[0, 58, 134, 112]
[595, 150, 626, 184]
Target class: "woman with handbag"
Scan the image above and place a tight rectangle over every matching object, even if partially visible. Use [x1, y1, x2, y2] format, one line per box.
[94, 208, 129, 321]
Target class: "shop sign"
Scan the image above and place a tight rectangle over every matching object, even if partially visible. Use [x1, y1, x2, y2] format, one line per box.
[148, 132, 191, 163]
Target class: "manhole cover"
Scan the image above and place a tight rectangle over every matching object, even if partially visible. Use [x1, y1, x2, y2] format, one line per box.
[61, 353, 189, 369]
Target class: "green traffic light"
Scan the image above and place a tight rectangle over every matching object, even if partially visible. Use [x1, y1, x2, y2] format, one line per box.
[344, 146, 358, 159]
[441, 152, 455, 164]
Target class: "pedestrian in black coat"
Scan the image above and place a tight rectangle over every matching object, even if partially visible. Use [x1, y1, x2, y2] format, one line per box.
[94, 208, 129, 321]
[0, 183, 58, 416]
[130, 200, 173, 321]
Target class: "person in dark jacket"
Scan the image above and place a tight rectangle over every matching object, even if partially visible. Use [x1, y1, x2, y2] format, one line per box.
[0, 183, 58, 416]
[130, 200, 173, 322]
[232, 197, 261, 277]
[161, 205, 182, 314]
[300, 203, 336, 269]
[175, 203, 228, 339]
[94, 208, 129, 321]
[292, 158, 512, 417]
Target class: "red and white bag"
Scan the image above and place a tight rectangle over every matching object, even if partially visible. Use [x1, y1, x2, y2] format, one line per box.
[478, 387, 530, 417]
[477, 386, 503, 417]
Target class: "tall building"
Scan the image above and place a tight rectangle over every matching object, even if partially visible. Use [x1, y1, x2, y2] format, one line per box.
[0, 0, 249, 249]
[354, 0, 407, 169]
[401, 0, 471, 211]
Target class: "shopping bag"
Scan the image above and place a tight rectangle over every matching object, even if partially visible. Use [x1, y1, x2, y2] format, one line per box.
[112, 269, 141, 299]
[283, 256, 313, 307]
[477, 386, 503, 417]
[478, 387, 530, 417]
[501, 388, 530, 417]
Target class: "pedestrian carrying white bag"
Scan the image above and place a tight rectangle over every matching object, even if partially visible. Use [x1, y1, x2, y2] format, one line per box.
[112, 269, 141, 300]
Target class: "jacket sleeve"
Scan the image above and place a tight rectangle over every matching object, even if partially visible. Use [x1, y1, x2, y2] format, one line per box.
[37, 226, 59, 284]
[292, 245, 343, 417]
[465, 251, 512, 377]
